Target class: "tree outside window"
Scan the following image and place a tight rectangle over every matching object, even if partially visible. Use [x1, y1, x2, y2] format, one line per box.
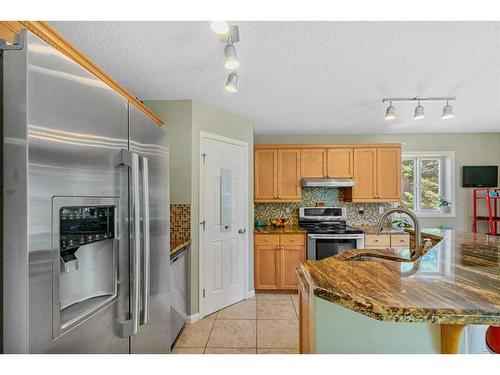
[401, 152, 454, 216]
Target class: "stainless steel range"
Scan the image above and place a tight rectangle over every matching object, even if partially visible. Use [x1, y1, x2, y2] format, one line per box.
[299, 207, 365, 260]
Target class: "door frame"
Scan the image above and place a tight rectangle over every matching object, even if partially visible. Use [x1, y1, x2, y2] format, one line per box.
[198, 131, 250, 318]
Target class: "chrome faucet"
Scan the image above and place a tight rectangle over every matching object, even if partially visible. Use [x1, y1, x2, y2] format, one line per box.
[377, 207, 422, 262]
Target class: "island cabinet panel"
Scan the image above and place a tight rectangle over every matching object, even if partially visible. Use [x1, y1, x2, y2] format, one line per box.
[254, 149, 278, 201]
[352, 148, 377, 199]
[301, 148, 326, 178]
[254, 245, 280, 290]
[254, 233, 306, 291]
[377, 148, 401, 200]
[326, 148, 353, 178]
[277, 149, 301, 200]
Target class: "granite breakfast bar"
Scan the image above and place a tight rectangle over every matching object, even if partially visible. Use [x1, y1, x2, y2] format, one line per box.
[297, 229, 500, 354]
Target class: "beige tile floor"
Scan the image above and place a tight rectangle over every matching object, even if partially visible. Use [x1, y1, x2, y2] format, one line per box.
[172, 292, 300, 354]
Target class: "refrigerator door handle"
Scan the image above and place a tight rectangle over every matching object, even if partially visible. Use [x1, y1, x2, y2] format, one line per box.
[140, 155, 150, 325]
[121, 149, 141, 336]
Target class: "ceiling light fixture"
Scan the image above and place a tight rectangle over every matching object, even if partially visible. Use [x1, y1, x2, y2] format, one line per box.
[225, 72, 238, 92]
[212, 22, 241, 91]
[224, 43, 239, 70]
[382, 97, 456, 121]
[414, 101, 425, 120]
[442, 101, 454, 119]
[210, 21, 230, 35]
[385, 101, 395, 120]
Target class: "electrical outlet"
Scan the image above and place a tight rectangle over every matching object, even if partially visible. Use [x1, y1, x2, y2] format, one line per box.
[285, 207, 291, 215]
[379, 206, 385, 214]
[358, 207, 365, 214]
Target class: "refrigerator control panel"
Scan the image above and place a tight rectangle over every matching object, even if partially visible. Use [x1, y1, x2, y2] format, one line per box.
[59, 206, 115, 251]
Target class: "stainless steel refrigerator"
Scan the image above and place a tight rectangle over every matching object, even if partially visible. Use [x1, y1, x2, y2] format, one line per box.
[1, 30, 171, 353]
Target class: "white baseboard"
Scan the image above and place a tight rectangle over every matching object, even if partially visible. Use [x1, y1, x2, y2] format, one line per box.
[185, 313, 200, 324]
[246, 289, 255, 299]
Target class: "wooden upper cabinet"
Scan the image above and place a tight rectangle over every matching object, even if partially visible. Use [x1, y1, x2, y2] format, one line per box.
[277, 149, 301, 200]
[254, 144, 401, 203]
[352, 148, 377, 199]
[255, 149, 278, 201]
[326, 148, 353, 178]
[300, 149, 326, 178]
[377, 148, 401, 200]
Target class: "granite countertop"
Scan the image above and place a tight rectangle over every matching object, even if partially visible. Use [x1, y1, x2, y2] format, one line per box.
[254, 225, 307, 234]
[170, 239, 191, 257]
[297, 229, 500, 325]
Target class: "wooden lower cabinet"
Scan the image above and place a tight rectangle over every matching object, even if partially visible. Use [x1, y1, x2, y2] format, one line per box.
[280, 246, 305, 289]
[364, 233, 410, 250]
[254, 245, 280, 290]
[254, 233, 305, 291]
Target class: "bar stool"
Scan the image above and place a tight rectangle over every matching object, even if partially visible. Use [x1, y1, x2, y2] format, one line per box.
[486, 326, 500, 354]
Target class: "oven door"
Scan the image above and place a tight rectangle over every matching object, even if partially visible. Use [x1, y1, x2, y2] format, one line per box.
[307, 234, 364, 260]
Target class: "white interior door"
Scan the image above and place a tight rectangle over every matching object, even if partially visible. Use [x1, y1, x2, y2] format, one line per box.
[200, 134, 247, 317]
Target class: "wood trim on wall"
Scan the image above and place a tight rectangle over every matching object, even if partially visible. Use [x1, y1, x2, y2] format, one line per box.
[0, 21, 164, 126]
[255, 143, 402, 149]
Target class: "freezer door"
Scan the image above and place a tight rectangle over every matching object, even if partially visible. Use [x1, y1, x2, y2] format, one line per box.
[2, 31, 130, 353]
[128, 104, 171, 353]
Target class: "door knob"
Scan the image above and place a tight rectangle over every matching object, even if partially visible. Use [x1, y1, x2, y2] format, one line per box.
[238, 228, 246, 234]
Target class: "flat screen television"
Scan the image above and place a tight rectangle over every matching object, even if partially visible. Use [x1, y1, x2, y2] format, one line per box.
[462, 166, 498, 187]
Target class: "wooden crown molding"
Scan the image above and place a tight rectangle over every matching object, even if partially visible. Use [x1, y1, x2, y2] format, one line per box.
[254, 143, 403, 149]
[0, 21, 164, 126]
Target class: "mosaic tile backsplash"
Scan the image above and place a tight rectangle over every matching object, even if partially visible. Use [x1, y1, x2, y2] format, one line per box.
[170, 204, 191, 249]
[254, 187, 393, 226]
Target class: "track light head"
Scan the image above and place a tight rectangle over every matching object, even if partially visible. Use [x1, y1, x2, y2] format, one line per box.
[414, 102, 425, 120]
[385, 102, 395, 120]
[224, 44, 239, 70]
[442, 102, 454, 119]
[211, 21, 230, 35]
[225, 72, 238, 92]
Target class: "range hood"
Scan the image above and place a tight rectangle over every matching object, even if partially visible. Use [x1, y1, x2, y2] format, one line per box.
[301, 178, 355, 188]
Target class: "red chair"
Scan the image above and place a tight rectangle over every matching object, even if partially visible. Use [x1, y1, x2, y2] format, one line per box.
[486, 326, 500, 354]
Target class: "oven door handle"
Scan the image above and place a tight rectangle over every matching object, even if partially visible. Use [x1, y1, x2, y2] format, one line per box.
[307, 234, 364, 240]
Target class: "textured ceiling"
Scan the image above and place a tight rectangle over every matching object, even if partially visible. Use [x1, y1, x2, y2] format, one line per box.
[50, 21, 500, 134]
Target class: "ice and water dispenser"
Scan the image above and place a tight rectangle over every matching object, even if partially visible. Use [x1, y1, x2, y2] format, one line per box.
[52, 197, 119, 337]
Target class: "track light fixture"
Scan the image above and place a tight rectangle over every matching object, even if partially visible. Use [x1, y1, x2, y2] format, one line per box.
[210, 21, 230, 35]
[385, 101, 395, 120]
[225, 72, 238, 92]
[442, 101, 454, 120]
[382, 97, 456, 121]
[211, 21, 241, 92]
[224, 43, 239, 70]
[414, 101, 425, 120]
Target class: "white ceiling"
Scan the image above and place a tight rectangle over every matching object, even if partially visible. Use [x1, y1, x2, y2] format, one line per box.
[50, 21, 500, 134]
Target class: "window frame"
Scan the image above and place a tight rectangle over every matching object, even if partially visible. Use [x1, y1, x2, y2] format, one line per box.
[402, 151, 455, 218]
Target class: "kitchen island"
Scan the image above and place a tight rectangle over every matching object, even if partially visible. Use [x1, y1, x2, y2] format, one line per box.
[297, 229, 500, 354]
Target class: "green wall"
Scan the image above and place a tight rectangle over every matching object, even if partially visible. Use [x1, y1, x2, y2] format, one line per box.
[254, 133, 500, 231]
[145, 100, 192, 204]
[145, 100, 254, 315]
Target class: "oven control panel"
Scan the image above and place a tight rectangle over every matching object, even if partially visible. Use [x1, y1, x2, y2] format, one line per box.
[59, 206, 115, 251]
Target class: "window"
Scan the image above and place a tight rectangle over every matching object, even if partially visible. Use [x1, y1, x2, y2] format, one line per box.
[401, 152, 455, 217]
